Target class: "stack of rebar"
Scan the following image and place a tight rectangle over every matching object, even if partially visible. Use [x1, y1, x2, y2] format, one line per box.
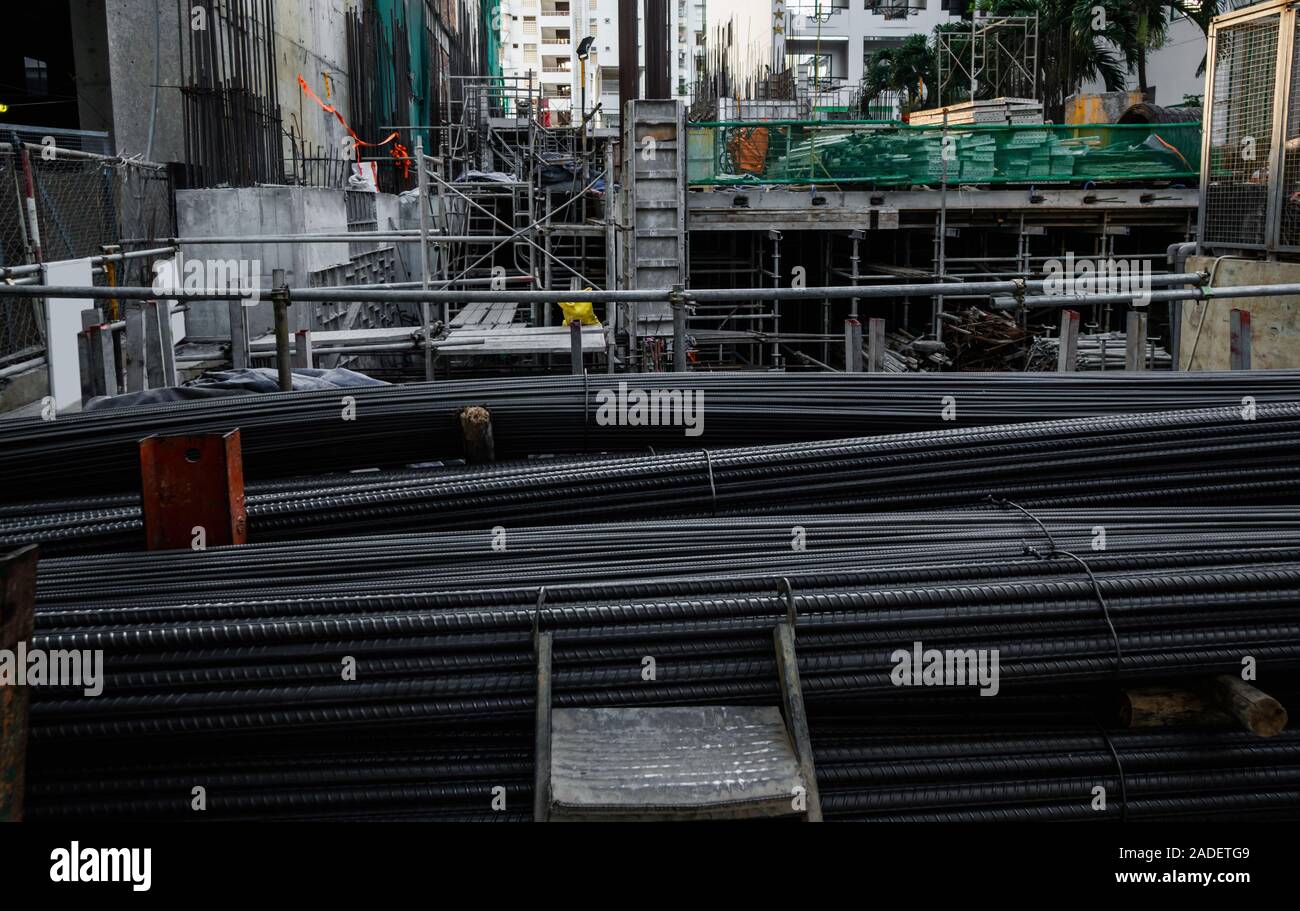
[21, 508, 1300, 819]
[15, 367, 1300, 822]
[3, 370, 1297, 502]
[7, 403, 1300, 555]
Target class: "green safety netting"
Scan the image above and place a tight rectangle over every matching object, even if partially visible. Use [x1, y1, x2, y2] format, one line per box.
[686, 121, 1202, 186]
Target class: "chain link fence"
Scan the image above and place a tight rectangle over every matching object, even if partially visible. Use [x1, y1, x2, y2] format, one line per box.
[0, 144, 174, 363]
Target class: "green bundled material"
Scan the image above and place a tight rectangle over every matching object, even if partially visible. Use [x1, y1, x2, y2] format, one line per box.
[688, 121, 1201, 186]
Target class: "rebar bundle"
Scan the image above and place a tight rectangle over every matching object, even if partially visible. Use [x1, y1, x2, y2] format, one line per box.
[3, 370, 1298, 503]
[8, 403, 1300, 555]
[20, 508, 1300, 819]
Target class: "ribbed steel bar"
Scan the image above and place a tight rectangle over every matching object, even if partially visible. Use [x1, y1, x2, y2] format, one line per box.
[8, 403, 1300, 554]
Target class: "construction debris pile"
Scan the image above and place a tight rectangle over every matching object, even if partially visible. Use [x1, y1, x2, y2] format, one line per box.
[941, 307, 1032, 370]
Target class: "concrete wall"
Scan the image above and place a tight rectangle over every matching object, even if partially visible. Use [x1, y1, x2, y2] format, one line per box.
[1143, 16, 1208, 106]
[1063, 91, 1147, 125]
[0, 364, 49, 417]
[107, 0, 186, 162]
[70, 0, 356, 166]
[1081, 15, 1208, 111]
[68, 0, 186, 162]
[176, 186, 364, 339]
[1182, 256, 1300, 370]
[275, 0, 357, 158]
[69, 1, 115, 141]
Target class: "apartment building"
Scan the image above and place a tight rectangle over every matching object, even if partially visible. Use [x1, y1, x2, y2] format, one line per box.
[774, 0, 960, 112]
[499, 0, 704, 129]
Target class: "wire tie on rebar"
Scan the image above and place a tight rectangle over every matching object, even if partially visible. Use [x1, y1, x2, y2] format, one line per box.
[778, 576, 796, 629]
[987, 495, 1058, 552]
[701, 448, 718, 516]
[988, 496, 1121, 675]
[1055, 549, 1124, 679]
[1096, 721, 1129, 823]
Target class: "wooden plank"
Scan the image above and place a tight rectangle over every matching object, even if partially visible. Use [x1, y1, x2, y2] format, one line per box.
[249, 326, 418, 350]
[449, 301, 490, 328]
[293, 330, 314, 369]
[228, 300, 249, 369]
[438, 325, 607, 355]
[1057, 309, 1079, 372]
[1120, 687, 1233, 728]
[1230, 309, 1253, 370]
[123, 301, 147, 391]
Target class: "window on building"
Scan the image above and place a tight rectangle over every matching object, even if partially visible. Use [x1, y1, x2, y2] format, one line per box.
[866, 0, 926, 17]
[790, 0, 849, 13]
[863, 36, 905, 64]
[788, 52, 833, 78]
[24, 57, 48, 95]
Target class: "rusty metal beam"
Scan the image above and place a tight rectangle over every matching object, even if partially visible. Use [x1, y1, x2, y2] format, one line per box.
[0, 545, 38, 821]
[139, 431, 248, 551]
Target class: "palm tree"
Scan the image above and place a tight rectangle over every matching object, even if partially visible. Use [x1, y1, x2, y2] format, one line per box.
[985, 0, 1134, 119]
[860, 0, 1222, 121]
[859, 34, 938, 116]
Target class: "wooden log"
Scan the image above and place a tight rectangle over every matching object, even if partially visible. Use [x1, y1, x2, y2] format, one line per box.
[1119, 687, 1233, 729]
[1208, 675, 1288, 737]
[459, 405, 496, 464]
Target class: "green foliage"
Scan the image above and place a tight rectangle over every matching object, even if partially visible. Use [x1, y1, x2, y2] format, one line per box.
[859, 1, 1220, 121]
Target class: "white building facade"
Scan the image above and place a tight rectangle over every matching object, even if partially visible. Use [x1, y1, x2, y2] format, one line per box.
[499, 0, 705, 129]
[775, 0, 960, 113]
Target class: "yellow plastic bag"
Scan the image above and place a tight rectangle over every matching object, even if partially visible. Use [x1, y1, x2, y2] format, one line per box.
[557, 298, 600, 326]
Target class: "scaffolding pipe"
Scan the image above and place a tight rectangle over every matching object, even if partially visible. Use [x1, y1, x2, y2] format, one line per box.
[0, 274, 1212, 305]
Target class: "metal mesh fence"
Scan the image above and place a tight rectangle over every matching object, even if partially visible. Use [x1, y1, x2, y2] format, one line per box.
[1280, 16, 1300, 248]
[687, 121, 1202, 186]
[0, 148, 44, 362]
[0, 147, 174, 360]
[1204, 13, 1281, 247]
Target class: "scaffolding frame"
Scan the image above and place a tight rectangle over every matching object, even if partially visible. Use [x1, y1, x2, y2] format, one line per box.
[936, 15, 1039, 106]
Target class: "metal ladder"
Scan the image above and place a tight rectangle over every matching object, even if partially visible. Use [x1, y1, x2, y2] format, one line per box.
[533, 587, 822, 822]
